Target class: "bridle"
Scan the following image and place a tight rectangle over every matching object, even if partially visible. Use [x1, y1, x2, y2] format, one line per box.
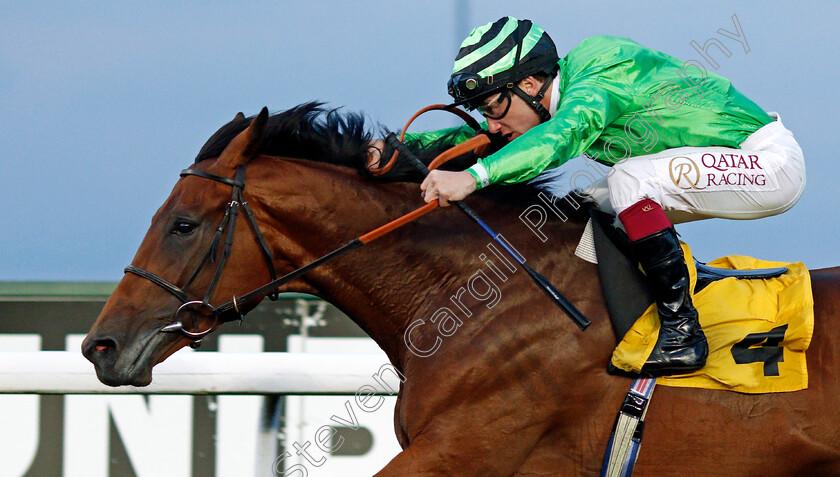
[122, 121, 481, 348]
[125, 165, 280, 348]
[121, 103, 587, 349]
[123, 151, 439, 348]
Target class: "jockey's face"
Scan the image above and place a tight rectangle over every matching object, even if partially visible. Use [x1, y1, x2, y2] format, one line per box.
[482, 76, 548, 142]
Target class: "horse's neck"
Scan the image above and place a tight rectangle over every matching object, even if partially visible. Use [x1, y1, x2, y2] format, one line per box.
[252, 158, 592, 364]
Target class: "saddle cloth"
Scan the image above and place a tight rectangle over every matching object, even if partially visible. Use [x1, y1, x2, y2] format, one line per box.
[610, 244, 814, 394]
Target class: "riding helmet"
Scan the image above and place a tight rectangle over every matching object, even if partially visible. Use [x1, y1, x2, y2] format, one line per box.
[447, 16, 559, 109]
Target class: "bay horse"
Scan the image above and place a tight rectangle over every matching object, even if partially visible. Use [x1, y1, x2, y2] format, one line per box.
[83, 103, 840, 475]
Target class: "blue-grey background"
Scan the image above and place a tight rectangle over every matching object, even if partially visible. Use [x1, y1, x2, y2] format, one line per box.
[2, 1, 837, 281]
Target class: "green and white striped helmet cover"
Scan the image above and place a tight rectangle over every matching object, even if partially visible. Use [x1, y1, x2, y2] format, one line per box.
[448, 16, 558, 105]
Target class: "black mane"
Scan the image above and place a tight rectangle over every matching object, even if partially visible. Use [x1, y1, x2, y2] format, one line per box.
[196, 102, 468, 183]
[195, 102, 590, 218]
[197, 102, 370, 167]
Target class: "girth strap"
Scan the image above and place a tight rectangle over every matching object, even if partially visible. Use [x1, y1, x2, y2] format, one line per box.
[600, 377, 656, 477]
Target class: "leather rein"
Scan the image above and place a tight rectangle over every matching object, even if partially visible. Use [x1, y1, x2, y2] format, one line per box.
[124, 105, 486, 348]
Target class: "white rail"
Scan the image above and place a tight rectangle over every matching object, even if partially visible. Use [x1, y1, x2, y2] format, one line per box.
[0, 351, 400, 395]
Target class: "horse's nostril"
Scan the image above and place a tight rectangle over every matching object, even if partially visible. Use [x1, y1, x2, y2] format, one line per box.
[94, 338, 117, 351]
[83, 336, 119, 363]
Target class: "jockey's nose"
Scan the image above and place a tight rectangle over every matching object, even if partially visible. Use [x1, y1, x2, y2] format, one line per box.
[486, 118, 503, 134]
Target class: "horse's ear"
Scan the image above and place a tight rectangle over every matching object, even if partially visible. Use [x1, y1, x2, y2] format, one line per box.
[219, 107, 269, 169]
[233, 112, 245, 121]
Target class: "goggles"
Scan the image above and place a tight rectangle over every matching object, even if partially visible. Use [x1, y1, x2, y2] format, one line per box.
[474, 88, 513, 120]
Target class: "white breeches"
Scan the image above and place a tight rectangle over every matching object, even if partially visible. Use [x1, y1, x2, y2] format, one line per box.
[530, 112, 806, 225]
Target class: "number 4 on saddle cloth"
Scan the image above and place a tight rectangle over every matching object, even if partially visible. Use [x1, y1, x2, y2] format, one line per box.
[585, 210, 814, 394]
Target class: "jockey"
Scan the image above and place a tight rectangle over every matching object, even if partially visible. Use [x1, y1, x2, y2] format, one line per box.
[416, 16, 806, 377]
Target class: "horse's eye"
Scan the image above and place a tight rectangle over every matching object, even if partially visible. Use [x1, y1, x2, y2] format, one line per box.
[172, 221, 197, 236]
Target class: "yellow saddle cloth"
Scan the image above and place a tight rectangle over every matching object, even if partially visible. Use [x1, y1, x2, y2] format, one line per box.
[611, 244, 814, 394]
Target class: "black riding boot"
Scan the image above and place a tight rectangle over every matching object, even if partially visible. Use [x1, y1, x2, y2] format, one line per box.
[632, 228, 708, 377]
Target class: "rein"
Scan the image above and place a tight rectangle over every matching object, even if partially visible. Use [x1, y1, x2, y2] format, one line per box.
[369, 103, 485, 176]
[124, 108, 489, 348]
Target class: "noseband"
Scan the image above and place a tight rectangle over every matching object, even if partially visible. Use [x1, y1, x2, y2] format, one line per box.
[125, 165, 279, 348]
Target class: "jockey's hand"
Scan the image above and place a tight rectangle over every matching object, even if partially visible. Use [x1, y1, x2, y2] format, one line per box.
[420, 170, 477, 207]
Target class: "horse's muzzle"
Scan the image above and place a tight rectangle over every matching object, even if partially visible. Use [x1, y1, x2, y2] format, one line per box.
[82, 331, 155, 387]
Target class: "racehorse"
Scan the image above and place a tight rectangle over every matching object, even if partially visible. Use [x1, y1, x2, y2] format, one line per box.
[83, 103, 840, 476]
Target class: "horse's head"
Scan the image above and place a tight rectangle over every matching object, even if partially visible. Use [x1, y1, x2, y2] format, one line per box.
[81, 102, 586, 387]
[83, 109, 281, 386]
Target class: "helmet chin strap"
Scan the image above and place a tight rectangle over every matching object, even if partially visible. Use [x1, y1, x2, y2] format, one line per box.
[509, 69, 556, 123]
[504, 21, 555, 124]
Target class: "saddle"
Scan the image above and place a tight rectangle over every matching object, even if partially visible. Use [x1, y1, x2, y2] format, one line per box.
[584, 209, 814, 393]
[586, 209, 812, 476]
[587, 209, 787, 341]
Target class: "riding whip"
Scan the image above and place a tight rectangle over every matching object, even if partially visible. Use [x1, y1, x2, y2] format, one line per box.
[385, 133, 590, 330]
